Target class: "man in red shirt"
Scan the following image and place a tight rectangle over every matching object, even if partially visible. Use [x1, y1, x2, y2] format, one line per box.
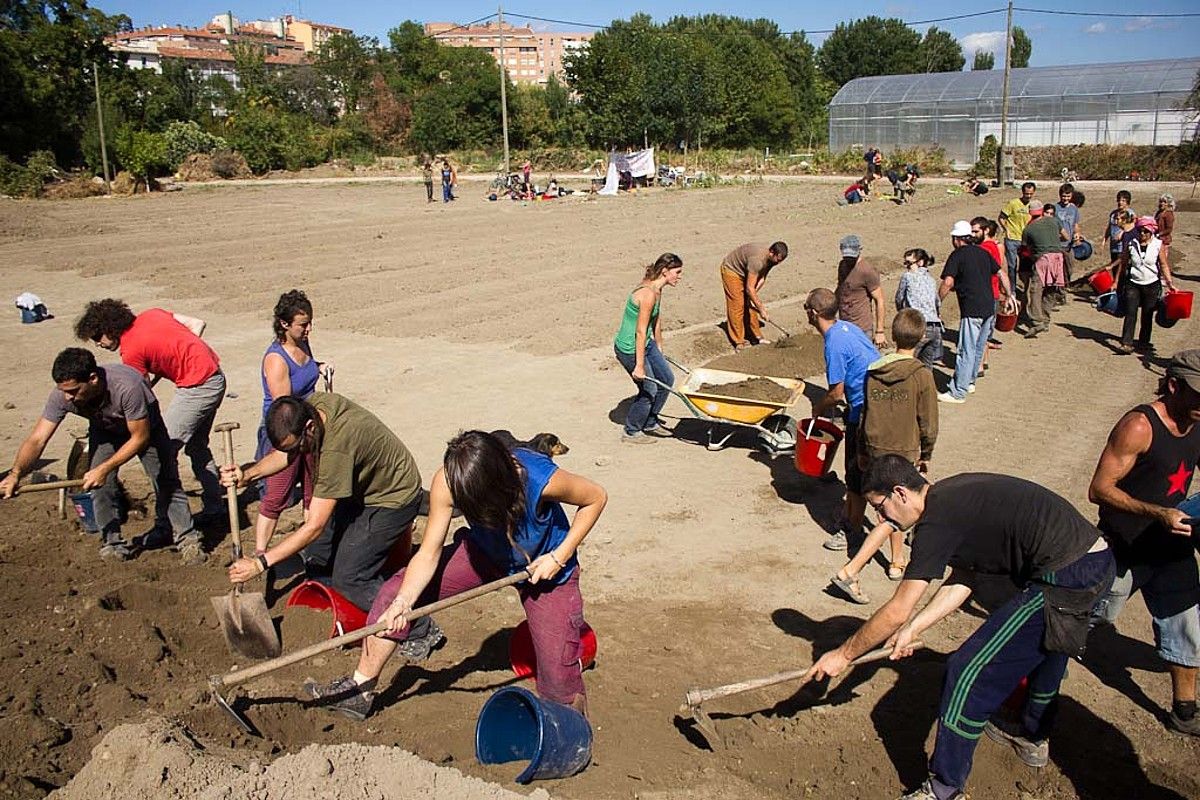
[76, 299, 226, 526]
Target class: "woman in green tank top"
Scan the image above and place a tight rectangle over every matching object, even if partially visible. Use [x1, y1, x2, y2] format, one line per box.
[613, 253, 684, 442]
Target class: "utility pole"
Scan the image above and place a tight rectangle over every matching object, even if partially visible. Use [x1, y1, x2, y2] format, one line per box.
[497, 5, 511, 175]
[92, 61, 111, 193]
[996, 0, 1013, 186]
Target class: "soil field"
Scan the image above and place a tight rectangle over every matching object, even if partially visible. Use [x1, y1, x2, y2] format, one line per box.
[1, 178, 1198, 799]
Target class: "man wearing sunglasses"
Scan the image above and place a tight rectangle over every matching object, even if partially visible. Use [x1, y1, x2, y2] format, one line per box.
[812, 455, 1113, 800]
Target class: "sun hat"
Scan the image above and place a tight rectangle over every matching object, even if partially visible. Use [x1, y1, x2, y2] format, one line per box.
[950, 220, 973, 238]
[839, 235, 862, 257]
[1167, 349, 1200, 390]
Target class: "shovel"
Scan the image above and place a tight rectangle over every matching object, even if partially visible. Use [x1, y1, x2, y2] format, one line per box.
[209, 569, 530, 734]
[211, 421, 281, 661]
[764, 317, 799, 348]
[681, 640, 925, 750]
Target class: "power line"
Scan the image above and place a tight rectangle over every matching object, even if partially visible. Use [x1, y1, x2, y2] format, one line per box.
[1013, 7, 1200, 18]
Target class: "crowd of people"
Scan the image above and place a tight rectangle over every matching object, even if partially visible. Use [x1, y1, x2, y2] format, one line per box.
[608, 179, 1196, 800]
[1, 174, 1194, 800]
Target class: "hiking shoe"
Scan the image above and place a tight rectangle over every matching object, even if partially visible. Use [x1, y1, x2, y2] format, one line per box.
[823, 531, 848, 551]
[937, 392, 966, 405]
[621, 432, 656, 444]
[176, 536, 208, 566]
[304, 675, 375, 721]
[397, 618, 446, 662]
[98, 541, 133, 561]
[898, 780, 963, 800]
[1167, 710, 1200, 736]
[985, 720, 1049, 767]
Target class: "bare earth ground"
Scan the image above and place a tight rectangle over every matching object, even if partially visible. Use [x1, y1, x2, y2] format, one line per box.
[0, 178, 1198, 799]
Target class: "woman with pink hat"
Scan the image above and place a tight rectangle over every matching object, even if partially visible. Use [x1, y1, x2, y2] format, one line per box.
[1114, 216, 1176, 354]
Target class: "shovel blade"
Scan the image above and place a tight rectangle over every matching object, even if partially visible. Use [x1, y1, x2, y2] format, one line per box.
[211, 591, 281, 660]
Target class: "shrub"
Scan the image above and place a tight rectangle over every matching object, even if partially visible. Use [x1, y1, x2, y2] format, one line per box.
[162, 121, 229, 170]
[975, 134, 999, 175]
[0, 150, 60, 197]
[113, 128, 170, 189]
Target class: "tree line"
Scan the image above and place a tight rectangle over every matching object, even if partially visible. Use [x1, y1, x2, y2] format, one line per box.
[1, 2, 1035, 180]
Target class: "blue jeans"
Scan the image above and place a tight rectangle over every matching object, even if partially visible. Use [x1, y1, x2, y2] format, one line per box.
[916, 323, 944, 368]
[442, 182, 452, 202]
[950, 316, 989, 398]
[1004, 239, 1020, 297]
[614, 340, 673, 435]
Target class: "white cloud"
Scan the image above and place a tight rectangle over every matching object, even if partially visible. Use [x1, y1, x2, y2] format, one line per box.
[960, 30, 1006, 56]
[1084, 22, 1107, 34]
[1124, 17, 1155, 32]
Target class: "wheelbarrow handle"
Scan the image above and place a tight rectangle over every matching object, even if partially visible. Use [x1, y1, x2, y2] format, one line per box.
[664, 355, 691, 374]
[210, 569, 531, 690]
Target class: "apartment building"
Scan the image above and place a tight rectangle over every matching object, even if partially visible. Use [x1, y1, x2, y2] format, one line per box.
[424, 20, 592, 86]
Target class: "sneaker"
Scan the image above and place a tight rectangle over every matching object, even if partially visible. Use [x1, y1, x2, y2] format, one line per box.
[937, 392, 966, 405]
[176, 536, 208, 566]
[967, 384, 977, 394]
[397, 618, 446, 662]
[98, 541, 133, 561]
[1024, 324, 1049, 339]
[1167, 709, 1200, 736]
[642, 424, 673, 438]
[898, 780, 963, 800]
[621, 432, 656, 444]
[303, 675, 375, 721]
[823, 531, 848, 551]
[985, 720, 1049, 767]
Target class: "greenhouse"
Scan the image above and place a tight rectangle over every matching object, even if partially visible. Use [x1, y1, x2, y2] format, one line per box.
[828, 58, 1200, 168]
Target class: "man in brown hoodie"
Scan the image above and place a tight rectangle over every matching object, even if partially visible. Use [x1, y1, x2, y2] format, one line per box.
[830, 309, 938, 603]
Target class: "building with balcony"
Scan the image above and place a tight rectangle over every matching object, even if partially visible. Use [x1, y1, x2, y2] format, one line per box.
[424, 20, 592, 86]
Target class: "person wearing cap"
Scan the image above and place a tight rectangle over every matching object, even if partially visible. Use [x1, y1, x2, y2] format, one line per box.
[1089, 349, 1200, 736]
[937, 221, 1013, 404]
[836, 235, 887, 348]
[1156, 193, 1176, 269]
[1020, 204, 1064, 338]
[1114, 216, 1175, 354]
[999, 182, 1038, 294]
[719, 241, 789, 350]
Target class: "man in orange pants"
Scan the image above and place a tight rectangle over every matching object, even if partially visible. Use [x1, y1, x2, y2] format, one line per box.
[719, 241, 788, 350]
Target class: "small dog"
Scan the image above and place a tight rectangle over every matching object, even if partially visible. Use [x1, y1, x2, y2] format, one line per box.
[490, 429, 570, 459]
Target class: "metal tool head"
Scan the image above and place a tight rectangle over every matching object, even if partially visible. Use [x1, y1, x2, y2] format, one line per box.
[214, 421, 241, 433]
[211, 592, 282, 660]
[209, 676, 255, 735]
[680, 695, 724, 751]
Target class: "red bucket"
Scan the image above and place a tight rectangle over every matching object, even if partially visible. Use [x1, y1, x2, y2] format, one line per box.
[995, 311, 1018, 332]
[510, 620, 597, 679]
[1088, 270, 1115, 294]
[794, 418, 844, 478]
[286, 580, 368, 639]
[1164, 290, 1193, 321]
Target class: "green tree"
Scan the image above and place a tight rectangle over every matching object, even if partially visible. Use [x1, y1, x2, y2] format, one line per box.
[230, 42, 273, 105]
[816, 16, 923, 87]
[1011, 26, 1032, 69]
[315, 32, 376, 114]
[919, 27, 964, 72]
[972, 50, 994, 71]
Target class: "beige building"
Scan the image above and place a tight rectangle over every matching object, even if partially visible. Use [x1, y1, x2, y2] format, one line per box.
[424, 21, 592, 86]
[280, 15, 352, 53]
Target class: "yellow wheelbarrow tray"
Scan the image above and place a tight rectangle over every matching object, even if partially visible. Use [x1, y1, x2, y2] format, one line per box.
[645, 361, 803, 451]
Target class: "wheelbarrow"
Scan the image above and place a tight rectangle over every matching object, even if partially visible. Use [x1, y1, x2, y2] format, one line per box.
[645, 359, 804, 451]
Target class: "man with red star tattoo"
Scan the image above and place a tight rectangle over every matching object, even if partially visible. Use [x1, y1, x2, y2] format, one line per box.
[1090, 349, 1200, 735]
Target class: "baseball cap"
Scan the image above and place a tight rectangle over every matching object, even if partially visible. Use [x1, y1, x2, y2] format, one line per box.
[1167, 350, 1200, 393]
[950, 220, 973, 238]
[1135, 216, 1158, 233]
[1030, 207, 1044, 218]
[839, 235, 862, 257]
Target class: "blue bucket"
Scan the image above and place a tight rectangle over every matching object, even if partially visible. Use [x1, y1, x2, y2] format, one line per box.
[475, 686, 592, 783]
[70, 491, 99, 533]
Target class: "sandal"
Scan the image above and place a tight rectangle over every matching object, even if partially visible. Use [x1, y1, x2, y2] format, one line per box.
[830, 574, 871, 605]
[887, 562, 908, 581]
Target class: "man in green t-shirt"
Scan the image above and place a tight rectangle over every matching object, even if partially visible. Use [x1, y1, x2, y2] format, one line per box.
[224, 394, 442, 657]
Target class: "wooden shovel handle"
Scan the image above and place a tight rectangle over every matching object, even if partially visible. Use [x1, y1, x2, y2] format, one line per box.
[210, 569, 531, 690]
[8, 479, 85, 494]
[684, 641, 925, 707]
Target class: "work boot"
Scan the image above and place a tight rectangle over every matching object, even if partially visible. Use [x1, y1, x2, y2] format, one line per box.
[304, 675, 375, 721]
[898, 779, 964, 800]
[176, 535, 208, 566]
[1168, 709, 1200, 736]
[397, 618, 446, 662]
[985, 719, 1049, 767]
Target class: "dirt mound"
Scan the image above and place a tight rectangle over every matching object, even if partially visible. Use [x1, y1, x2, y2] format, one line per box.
[695, 377, 794, 404]
[50, 716, 547, 800]
[176, 153, 253, 182]
[41, 176, 106, 200]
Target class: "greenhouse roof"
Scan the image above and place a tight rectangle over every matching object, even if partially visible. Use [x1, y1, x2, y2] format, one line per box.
[829, 58, 1200, 106]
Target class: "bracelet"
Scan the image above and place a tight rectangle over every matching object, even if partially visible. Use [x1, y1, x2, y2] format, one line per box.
[549, 552, 566, 569]
[256, 553, 270, 574]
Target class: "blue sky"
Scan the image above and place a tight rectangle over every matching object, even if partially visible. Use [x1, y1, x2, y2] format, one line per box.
[94, 1, 1200, 67]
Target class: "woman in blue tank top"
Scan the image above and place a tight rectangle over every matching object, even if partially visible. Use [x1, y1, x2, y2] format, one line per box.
[253, 290, 323, 554]
[304, 430, 607, 721]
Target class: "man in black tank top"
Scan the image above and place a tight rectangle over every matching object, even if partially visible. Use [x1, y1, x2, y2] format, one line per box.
[1090, 349, 1200, 736]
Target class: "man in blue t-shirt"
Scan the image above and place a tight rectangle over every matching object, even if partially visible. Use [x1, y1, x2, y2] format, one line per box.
[806, 287, 880, 550]
[1054, 183, 1082, 296]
